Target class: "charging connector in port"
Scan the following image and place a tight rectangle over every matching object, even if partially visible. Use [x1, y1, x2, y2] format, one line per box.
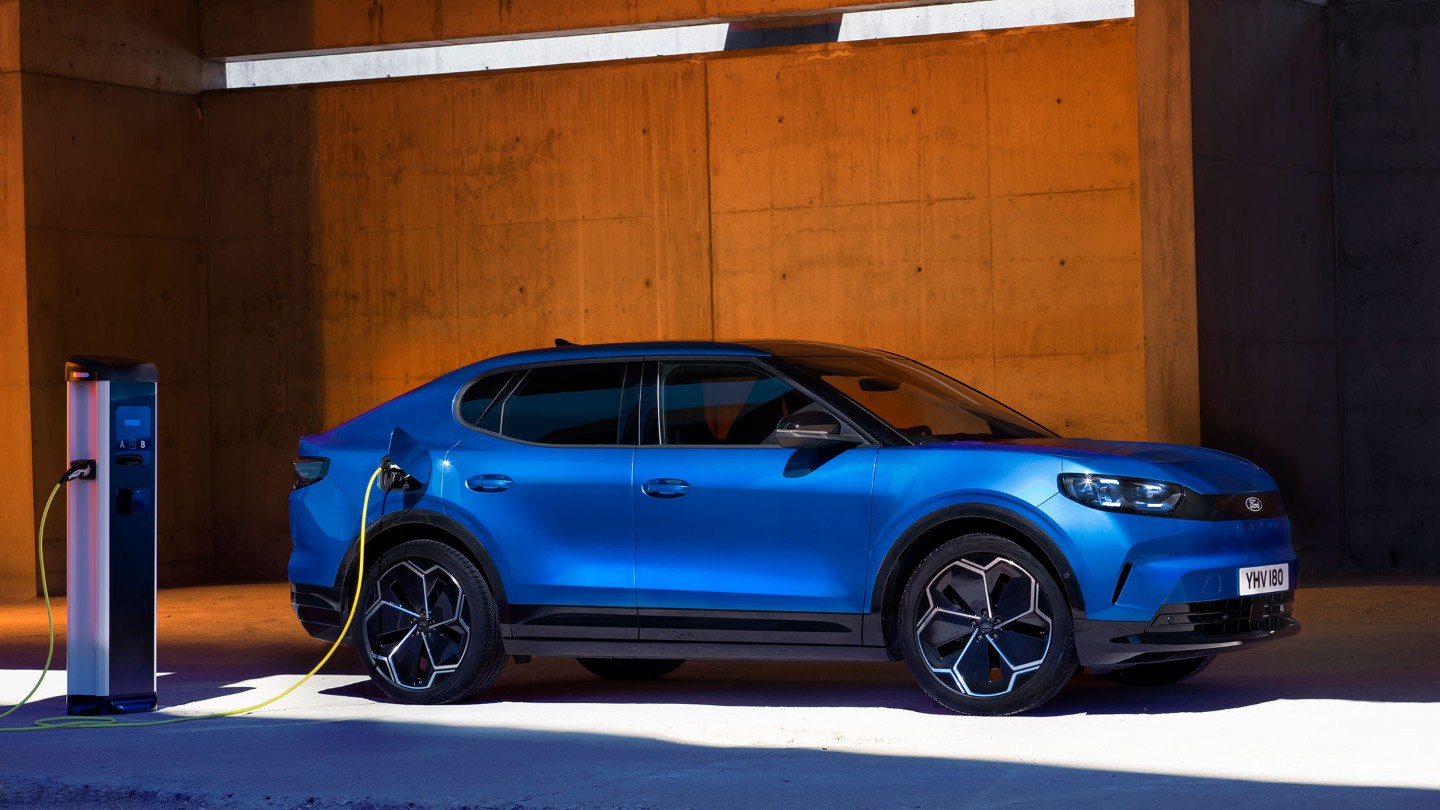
[379, 456, 421, 492]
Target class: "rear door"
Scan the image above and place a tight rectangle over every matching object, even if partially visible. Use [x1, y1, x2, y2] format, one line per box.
[445, 360, 638, 639]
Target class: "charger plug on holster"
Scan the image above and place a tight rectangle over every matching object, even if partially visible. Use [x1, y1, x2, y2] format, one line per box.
[60, 459, 96, 484]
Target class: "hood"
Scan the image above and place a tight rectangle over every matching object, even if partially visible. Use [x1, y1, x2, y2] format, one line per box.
[998, 438, 1251, 466]
[923, 437, 1276, 495]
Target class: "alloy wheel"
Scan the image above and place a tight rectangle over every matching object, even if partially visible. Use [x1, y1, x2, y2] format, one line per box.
[363, 559, 471, 690]
[914, 555, 1053, 699]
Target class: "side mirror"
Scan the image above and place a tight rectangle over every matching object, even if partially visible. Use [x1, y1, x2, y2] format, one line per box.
[775, 412, 863, 450]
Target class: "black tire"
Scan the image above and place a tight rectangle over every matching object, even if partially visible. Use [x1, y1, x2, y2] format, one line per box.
[576, 658, 685, 681]
[1105, 655, 1215, 687]
[355, 539, 506, 704]
[898, 534, 1077, 716]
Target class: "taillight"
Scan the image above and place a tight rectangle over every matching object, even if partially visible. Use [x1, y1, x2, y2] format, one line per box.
[293, 457, 329, 490]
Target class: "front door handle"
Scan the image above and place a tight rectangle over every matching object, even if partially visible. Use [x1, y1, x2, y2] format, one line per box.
[466, 474, 513, 493]
[641, 478, 691, 498]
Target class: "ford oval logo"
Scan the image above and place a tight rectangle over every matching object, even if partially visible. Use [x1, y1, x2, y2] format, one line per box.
[1245, 496, 1263, 512]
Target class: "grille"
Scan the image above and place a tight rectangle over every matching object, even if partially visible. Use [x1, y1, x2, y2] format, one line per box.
[1148, 592, 1294, 636]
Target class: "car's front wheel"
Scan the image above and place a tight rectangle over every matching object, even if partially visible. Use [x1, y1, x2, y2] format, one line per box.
[898, 534, 1077, 716]
[356, 539, 506, 704]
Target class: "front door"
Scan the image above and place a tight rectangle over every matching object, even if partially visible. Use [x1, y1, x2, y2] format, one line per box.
[632, 361, 876, 642]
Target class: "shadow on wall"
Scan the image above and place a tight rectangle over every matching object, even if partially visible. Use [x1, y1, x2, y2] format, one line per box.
[204, 85, 325, 585]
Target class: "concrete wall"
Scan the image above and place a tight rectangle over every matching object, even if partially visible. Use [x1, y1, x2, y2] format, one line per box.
[0, 0, 35, 597]
[20, 0, 216, 93]
[709, 25, 1146, 433]
[1332, 0, 1440, 571]
[8, 0, 213, 590]
[205, 21, 1149, 579]
[1186, 0, 1342, 578]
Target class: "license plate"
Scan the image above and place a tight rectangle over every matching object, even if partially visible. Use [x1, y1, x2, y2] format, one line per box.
[1238, 564, 1289, 596]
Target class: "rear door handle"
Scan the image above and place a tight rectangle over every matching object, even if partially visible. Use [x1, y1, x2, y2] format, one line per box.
[641, 478, 690, 498]
[466, 474, 513, 493]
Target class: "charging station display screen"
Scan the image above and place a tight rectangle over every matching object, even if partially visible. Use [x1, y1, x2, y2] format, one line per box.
[115, 406, 151, 451]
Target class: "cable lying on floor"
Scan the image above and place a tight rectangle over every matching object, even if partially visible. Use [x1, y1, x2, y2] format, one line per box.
[0, 465, 383, 733]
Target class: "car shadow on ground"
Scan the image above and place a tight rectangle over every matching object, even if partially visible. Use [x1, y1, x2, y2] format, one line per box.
[313, 653, 1440, 717]
[8, 580, 1440, 720]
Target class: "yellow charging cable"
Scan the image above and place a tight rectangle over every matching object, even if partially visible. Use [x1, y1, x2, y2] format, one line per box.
[0, 482, 63, 722]
[0, 465, 383, 732]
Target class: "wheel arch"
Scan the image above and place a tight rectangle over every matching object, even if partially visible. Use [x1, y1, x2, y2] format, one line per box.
[333, 509, 510, 626]
[867, 504, 1085, 655]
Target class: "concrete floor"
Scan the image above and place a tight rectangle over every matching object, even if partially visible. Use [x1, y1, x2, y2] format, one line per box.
[1, 580, 1438, 809]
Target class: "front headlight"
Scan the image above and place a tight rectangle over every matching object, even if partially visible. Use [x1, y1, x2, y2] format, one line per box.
[1058, 473, 1185, 515]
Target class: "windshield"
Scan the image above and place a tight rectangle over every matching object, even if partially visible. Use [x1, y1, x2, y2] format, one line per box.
[786, 354, 1056, 444]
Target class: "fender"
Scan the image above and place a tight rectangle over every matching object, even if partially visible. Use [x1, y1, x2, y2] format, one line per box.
[332, 508, 511, 624]
[864, 503, 1087, 648]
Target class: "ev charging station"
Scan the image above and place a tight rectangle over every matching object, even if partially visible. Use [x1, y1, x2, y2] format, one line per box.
[64, 356, 158, 715]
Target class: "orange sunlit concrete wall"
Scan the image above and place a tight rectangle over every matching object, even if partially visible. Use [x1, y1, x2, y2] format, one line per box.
[706, 25, 1143, 434]
[204, 19, 1144, 578]
[0, 0, 34, 598]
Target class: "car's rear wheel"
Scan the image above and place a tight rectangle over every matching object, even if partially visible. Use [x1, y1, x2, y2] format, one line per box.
[356, 539, 506, 704]
[898, 534, 1077, 716]
[576, 658, 686, 681]
[1105, 655, 1215, 686]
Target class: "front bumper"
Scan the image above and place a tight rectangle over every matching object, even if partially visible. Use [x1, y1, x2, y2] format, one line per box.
[1076, 590, 1300, 669]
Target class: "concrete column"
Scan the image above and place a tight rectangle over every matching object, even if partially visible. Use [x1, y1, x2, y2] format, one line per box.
[0, 0, 37, 596]
[1332, 0, 1440, 572]
[1135, 0, 1201, 445]
[1186, 0, 1341, 576]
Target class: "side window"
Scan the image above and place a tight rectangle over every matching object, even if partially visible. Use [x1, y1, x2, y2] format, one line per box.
[660, 363, 817, 446]
[497, 362, 628, 445]
[456, 371, 514, 428]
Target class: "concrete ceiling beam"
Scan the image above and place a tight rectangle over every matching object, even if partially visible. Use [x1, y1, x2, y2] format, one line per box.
[199, 0, 967, 60]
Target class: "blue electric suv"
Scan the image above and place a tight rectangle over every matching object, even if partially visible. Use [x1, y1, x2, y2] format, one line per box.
[288, 340, 1299, 715]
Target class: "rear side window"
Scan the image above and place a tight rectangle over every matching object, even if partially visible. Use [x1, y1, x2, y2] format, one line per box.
[456, 371, 515, 428]
[497, 362, 628, 445]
